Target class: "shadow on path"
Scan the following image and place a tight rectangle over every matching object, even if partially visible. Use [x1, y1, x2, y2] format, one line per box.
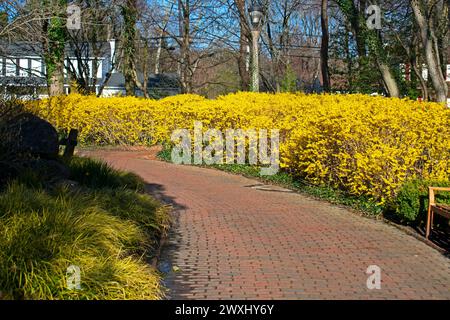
[145, 183, 187, 211]
[143, 183, 193, 299]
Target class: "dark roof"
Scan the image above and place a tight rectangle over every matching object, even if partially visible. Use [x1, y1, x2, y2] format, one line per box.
[106, 73, 125, 88]
[148, 73, 180, 90]
[105, 72, 180, 91]
[0, 42, 43, 57]
[0, 76, 47, 86]
[0, 41, 112, 58]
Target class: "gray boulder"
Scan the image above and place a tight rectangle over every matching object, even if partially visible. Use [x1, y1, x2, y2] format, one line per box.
[3, 113, 59, 159]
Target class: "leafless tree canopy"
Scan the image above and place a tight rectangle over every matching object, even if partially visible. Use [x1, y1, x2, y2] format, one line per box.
[0, 0, 448, 100]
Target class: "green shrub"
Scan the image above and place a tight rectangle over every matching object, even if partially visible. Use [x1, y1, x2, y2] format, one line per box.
[393, 179, 450, 223]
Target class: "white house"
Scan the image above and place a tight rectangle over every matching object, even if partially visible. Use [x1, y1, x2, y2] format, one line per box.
[0, 40, 180, 99]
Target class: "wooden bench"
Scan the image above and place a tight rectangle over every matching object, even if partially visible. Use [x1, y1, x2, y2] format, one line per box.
[426, 187, 450, 239]
[59, 129, 78, 161]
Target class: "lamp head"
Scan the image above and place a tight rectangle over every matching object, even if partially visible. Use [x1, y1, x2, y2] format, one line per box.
[249, 4, 264, 28]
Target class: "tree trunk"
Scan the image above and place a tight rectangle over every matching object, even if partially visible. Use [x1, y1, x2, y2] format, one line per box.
[411, 0, 448, 102]
[320, 0, 330, 92]
[355, 0, 367, 56]
[344, 26, 353, 91]
[266, 22, 279, 92]
[155, 37, 163, 75]
[178, 0, 192, 94]
[412, 40, 428, 101]
[121, 0, 138, 96]
[135, 39, 149, 98]
[377, 61, 400, 98]
[42, 1, 66, 96]
[155, 5, 172, 75]
[235, 0, 250, 91]
[49, 61, 65, 96]
[336, 0, 400, 97]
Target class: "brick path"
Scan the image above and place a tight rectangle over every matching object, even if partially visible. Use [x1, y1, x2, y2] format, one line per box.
[86, 150, 450, 300]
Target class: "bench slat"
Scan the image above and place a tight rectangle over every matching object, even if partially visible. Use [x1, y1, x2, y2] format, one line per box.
[431, 205, 450, 219]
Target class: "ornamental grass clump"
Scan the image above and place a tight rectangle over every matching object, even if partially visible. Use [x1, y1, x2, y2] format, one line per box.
[0, 157, 170, 300]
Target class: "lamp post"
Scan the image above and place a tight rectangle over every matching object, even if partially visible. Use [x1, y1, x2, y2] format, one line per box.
[249, 4, 263, 92]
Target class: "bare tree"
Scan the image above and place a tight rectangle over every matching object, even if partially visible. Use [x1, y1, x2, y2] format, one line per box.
[320, 0, 330, 92]
[411, 0, 448, 102]
[146, 0, 232, 94]
[234, 0, 251, 91]
[335, 0, 400, 97]
[154, 4, 173, 74]
[65, 1, 118, 95]
[119, 0, 138, 95]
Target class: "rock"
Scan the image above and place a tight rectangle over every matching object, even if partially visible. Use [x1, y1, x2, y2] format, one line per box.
[3, 113, 59, 159]
[27, 159, 71, 181]
[0, 161, 19, 188]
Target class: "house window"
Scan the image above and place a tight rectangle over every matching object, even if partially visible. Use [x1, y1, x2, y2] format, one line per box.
[0, 58, 3, 77]
[64, 59, 68, 77]
[6, 58, 17, 76]
[66, 59, 78, 77]
[31, 58, 42, 77]
[19, 58, 29, 77]
[87, 60, 93, 78]
[96, 60, 103, 79]
[65, 59, 103, 79]
[86, 60, 103, 79]
[446, 64, 450, 82]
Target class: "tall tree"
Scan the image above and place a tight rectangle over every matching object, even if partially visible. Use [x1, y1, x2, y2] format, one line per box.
[178, 0, 192, 93]
[335, 0, 400, 97]
[411, 0, 448, 102]
[0, 11, 7, 31]
[121, 0, 138, 96]
[66, 1, 118, 95]
[234, 0, 251, 91]
[320, 0, 330, 91]
[42, 0, 66, 96]
[147, 0, 228, 94]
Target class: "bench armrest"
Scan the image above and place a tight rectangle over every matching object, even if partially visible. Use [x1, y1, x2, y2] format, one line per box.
[428, 187, 450, 206]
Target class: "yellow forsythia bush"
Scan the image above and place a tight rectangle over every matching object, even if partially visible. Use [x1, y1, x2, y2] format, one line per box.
[28, 92, 450, 203]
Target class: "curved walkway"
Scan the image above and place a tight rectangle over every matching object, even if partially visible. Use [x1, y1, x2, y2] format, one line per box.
[86, 150, 450, 300]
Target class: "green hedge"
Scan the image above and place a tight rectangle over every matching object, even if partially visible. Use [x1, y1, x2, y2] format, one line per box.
[393, 179, 450, 223]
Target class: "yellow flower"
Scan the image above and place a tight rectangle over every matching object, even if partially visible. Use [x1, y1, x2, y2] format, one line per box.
[27, 92, 450, 202]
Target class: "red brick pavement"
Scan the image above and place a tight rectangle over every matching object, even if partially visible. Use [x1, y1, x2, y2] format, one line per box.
[84, 150, 450, 300]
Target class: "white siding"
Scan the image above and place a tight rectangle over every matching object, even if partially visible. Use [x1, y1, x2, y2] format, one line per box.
[101, 88, 126, 97]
